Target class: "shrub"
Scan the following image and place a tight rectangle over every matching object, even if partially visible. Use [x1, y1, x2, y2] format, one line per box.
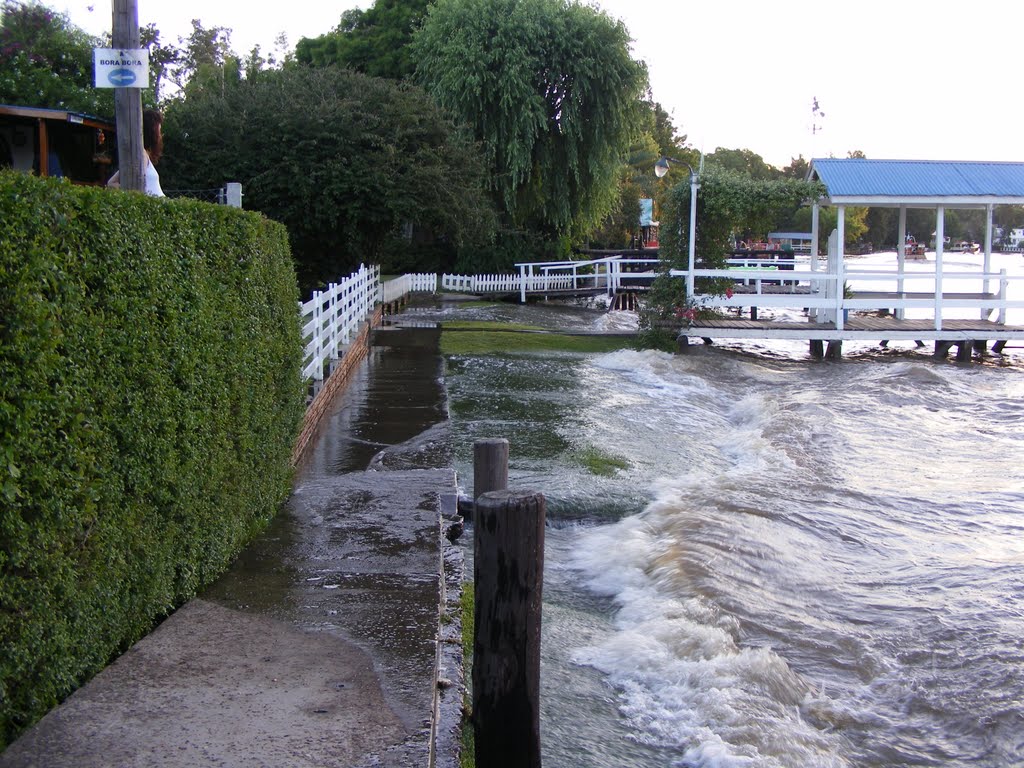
[0, 171, 305, 747]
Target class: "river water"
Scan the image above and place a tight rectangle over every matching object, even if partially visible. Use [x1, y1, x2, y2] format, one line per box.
[414, 251, 1024, 767]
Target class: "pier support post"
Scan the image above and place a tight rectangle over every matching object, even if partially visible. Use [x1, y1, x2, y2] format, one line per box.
[955, 342, 972, 362]
[473, 490, 546, 768]
[474, 438, 509, 507]
[973, 340, 988, 354]
[934, 341, 954, 359]
[993, 340, 1008, 353]
[825, 340, 843, 361]
[677, 334, 691, 354]
[809, 340, 824, 360]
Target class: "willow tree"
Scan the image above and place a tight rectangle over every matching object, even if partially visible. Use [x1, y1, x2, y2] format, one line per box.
[412, 0, 648, 243]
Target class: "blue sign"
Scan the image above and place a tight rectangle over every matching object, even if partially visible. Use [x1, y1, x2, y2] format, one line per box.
[93, 48, 149, 89]
[107, 68, 137, 87]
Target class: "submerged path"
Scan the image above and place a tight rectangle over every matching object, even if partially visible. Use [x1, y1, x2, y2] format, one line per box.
[0, 342, 463, 768]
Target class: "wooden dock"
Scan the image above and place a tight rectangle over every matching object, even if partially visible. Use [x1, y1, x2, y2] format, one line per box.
[680, 315, 1024, 360]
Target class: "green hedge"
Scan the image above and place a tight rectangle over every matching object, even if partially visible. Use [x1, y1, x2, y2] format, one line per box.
[0, 172, 305, 747]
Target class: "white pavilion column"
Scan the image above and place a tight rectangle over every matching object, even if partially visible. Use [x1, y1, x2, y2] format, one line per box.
[837, 206, 846, 330]
[983, 203, 994, 319]
[810, 203, 820, 320]
[935, 207, 945, 330]
[897, 206, 907, 320]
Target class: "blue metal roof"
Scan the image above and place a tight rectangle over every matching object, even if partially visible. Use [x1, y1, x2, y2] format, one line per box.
[809, 158, 1024, 200]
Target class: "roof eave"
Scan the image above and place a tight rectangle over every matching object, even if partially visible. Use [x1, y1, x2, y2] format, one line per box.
[821, 195, 1024, 208]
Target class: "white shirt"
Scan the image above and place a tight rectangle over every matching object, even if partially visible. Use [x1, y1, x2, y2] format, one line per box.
[145, 154, 165, 197]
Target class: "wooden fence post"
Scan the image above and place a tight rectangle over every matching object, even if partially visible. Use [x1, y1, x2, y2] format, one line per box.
[473, 438, 509, 504]
[473, 490, 545, 768]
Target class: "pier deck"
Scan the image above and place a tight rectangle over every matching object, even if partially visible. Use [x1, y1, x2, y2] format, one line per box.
[681, 315, 1024, 358]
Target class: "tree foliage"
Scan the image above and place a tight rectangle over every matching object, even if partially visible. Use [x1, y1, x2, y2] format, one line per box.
[295, 0, 430, 80]
[640, 168, 825, 335]
[588, 98, 697, 250]
[0, 1, 115, 115]
[412, 0, 648, 239]
[705, 147, 779, 180]
[790, 204, 869, 247]
[660, 168, 825, 270]
[160, 65, 496, 290]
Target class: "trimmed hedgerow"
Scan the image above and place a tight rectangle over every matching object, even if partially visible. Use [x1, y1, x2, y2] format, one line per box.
[0, 171, 305, 747]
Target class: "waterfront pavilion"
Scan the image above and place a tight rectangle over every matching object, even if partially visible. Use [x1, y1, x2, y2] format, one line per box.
[807, 158, 1024, 319]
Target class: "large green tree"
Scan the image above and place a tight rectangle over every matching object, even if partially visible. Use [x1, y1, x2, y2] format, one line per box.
[412, 0, 648, 241]
[160, 65, 496, 290]
[588, 99, 697, 249]
[0, 1, 115, 115]
[705, 147, 778, 180]
[295, 0, 430, 80]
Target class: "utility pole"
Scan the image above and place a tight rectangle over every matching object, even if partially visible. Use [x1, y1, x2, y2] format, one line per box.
[112, 0, 144, 192]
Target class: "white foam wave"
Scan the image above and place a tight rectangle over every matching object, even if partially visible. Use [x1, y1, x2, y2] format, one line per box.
[571, 512, 852, 767]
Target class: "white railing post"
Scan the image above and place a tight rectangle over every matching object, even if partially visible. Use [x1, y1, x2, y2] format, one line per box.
[313, 290, 324, 380]
[935, 207, 945, 331]
[225, 182, 243, 208]
[998, 269, 1008, 324]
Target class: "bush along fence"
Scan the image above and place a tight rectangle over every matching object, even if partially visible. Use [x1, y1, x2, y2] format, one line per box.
[0, 171, 305, 749]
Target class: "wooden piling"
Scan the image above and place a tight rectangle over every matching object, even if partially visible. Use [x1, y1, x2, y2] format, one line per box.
[825, 340, 843, 361]
[473, 490, 546, 768]
[474, 438, 509, 504]
[993, 340, 1008, 353]
[809, 340, 824, 359]
[956, 341, 972, 362]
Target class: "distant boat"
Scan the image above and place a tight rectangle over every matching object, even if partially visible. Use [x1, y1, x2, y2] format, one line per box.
[905, 236, 927, 258]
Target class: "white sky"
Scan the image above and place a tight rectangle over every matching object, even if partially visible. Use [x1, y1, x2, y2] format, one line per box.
[57, 0, 1024, 168]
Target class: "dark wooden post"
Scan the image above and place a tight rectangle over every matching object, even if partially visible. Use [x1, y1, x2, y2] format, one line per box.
[473, 438, 509, 503]
[112, 0, 144, 192]
[473, 490, 545, 768]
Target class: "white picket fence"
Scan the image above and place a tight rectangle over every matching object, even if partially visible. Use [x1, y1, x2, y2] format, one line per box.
[440, 272, 579, 294]
[382, 272, 437, 304]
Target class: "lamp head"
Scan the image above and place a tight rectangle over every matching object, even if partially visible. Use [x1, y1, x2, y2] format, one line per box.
[654, 157, 670, 178]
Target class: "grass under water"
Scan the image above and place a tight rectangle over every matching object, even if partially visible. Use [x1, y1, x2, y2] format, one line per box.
[440, 322, 637, 355]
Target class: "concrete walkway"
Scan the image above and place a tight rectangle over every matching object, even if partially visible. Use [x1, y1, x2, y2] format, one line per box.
[1, 343, 465, 768]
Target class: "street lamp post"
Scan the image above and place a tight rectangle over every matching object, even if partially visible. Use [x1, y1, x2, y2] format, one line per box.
[655, 157, 699, 298]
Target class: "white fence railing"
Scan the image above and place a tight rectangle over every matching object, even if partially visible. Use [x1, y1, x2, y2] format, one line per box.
[299, 264, 380, 381]
[299, 265, 439, 382]
[300, 253, 1022, 377]
[382, 273, 437, 304]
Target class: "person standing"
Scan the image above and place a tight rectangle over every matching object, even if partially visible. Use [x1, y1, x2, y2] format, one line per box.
[106, 109, 165, 197]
